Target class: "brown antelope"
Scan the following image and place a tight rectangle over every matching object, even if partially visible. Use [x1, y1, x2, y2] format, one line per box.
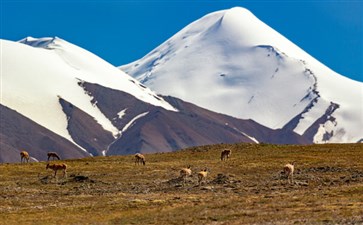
[180, 165, 192, 184]
[20, 151, 30, 163]
[221, 149, 232, 161]
[197, 168, 209, 185]
[47, 152, 60, 161]
[46, 163, 67, 178]
[134, 153, 146, 165]
[283, 162, 295, 184]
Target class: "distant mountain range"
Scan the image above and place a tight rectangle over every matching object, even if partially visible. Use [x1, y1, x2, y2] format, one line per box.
[1, 7, 361, 163]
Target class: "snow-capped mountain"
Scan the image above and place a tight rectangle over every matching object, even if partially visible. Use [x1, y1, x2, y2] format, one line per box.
[120, 7, 363, 143]
[1, 36, 309, 163]
[0, 37, 172, 161]
[2, 37, 176, 140]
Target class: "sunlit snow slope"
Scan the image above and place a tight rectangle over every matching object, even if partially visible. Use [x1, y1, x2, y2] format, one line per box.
[120, 7, 363, 143]
[1, 37, 176, 149]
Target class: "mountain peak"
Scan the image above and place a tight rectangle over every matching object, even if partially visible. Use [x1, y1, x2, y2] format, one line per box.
[120, 8, 363, 143]
[221, 7, 254, 20]
[215, 7, 262, 46]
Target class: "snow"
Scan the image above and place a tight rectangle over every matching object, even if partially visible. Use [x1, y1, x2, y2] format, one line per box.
[30, 157, 39, 162]
[241, 132, 259, 144]
[314, 121, 336, 144]
[120, 7, 363, 143]
[121, 112, 149, 134]
[225, 123, 259, 143]
[104, 112, 149, 156]
[293, 100, 331, 135]
[117, 108, 127, 119]
[1, 37, 176, 149]
[102, 150, 107, 156]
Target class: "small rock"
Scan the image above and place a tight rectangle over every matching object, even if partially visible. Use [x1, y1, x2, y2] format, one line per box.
[201, 186, 214, 191]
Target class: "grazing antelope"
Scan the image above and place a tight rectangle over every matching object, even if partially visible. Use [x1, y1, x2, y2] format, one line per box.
[46, 163, 67, 178]
[283, 162, 295, 184]
[47, 152, 60, 161]
[197, 168, 209, 185]
[20, 151, 30, 163]
[221, 149, 232, 161]
[180, 165, 192, 184]
[134, 153, 146, 165]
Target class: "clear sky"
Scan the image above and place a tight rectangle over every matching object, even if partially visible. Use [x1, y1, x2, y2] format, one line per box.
[1, 0, 362, 82]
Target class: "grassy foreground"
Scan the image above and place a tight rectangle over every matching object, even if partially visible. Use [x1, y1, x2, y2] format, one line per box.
[0, 143, 362, 224]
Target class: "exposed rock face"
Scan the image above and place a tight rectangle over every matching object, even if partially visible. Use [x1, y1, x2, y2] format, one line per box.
[58, 97, 115, 156]
[82, 82, 310, 156]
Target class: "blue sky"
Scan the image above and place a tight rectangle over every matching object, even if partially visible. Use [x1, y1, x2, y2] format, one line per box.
[1, 1, 362, 82]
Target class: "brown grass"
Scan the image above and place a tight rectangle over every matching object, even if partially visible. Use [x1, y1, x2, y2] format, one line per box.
[0, 143, 362, 224]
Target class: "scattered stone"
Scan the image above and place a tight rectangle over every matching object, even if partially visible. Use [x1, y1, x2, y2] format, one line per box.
[295, 181, 309, 186]
[211, 173, 230, 184]
[73, 175, 89, 182]
[201, 186, 213, 191]
[39, 175, 51, 184]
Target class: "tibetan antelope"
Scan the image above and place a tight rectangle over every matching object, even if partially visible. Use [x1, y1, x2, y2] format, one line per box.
[134, 153, 146, 165]
[221, 149, 232, 161]
[46, 163, 67, 178]
[197, 168, 209, 185]
[47, 152, 60, 161]
[180, 165, 192, 185]
[283, 162, 295, 184]
[20, 151, 30, 163]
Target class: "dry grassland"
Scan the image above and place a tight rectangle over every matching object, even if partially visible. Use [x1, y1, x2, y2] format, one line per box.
[0, 143, 362, 224]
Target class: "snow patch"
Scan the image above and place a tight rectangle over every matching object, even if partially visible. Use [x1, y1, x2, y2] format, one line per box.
[104, 112, 150, 156]
[226, 124, 259, 143]
[121, 112, 149, 133]
[241, 132, 259, 144]
[313, 120, 336, 143]
[30, 157, 39, 162]
[76, 80, 119, 137]
[294, 99, 330, 135]
[117, 108, 128, 119]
